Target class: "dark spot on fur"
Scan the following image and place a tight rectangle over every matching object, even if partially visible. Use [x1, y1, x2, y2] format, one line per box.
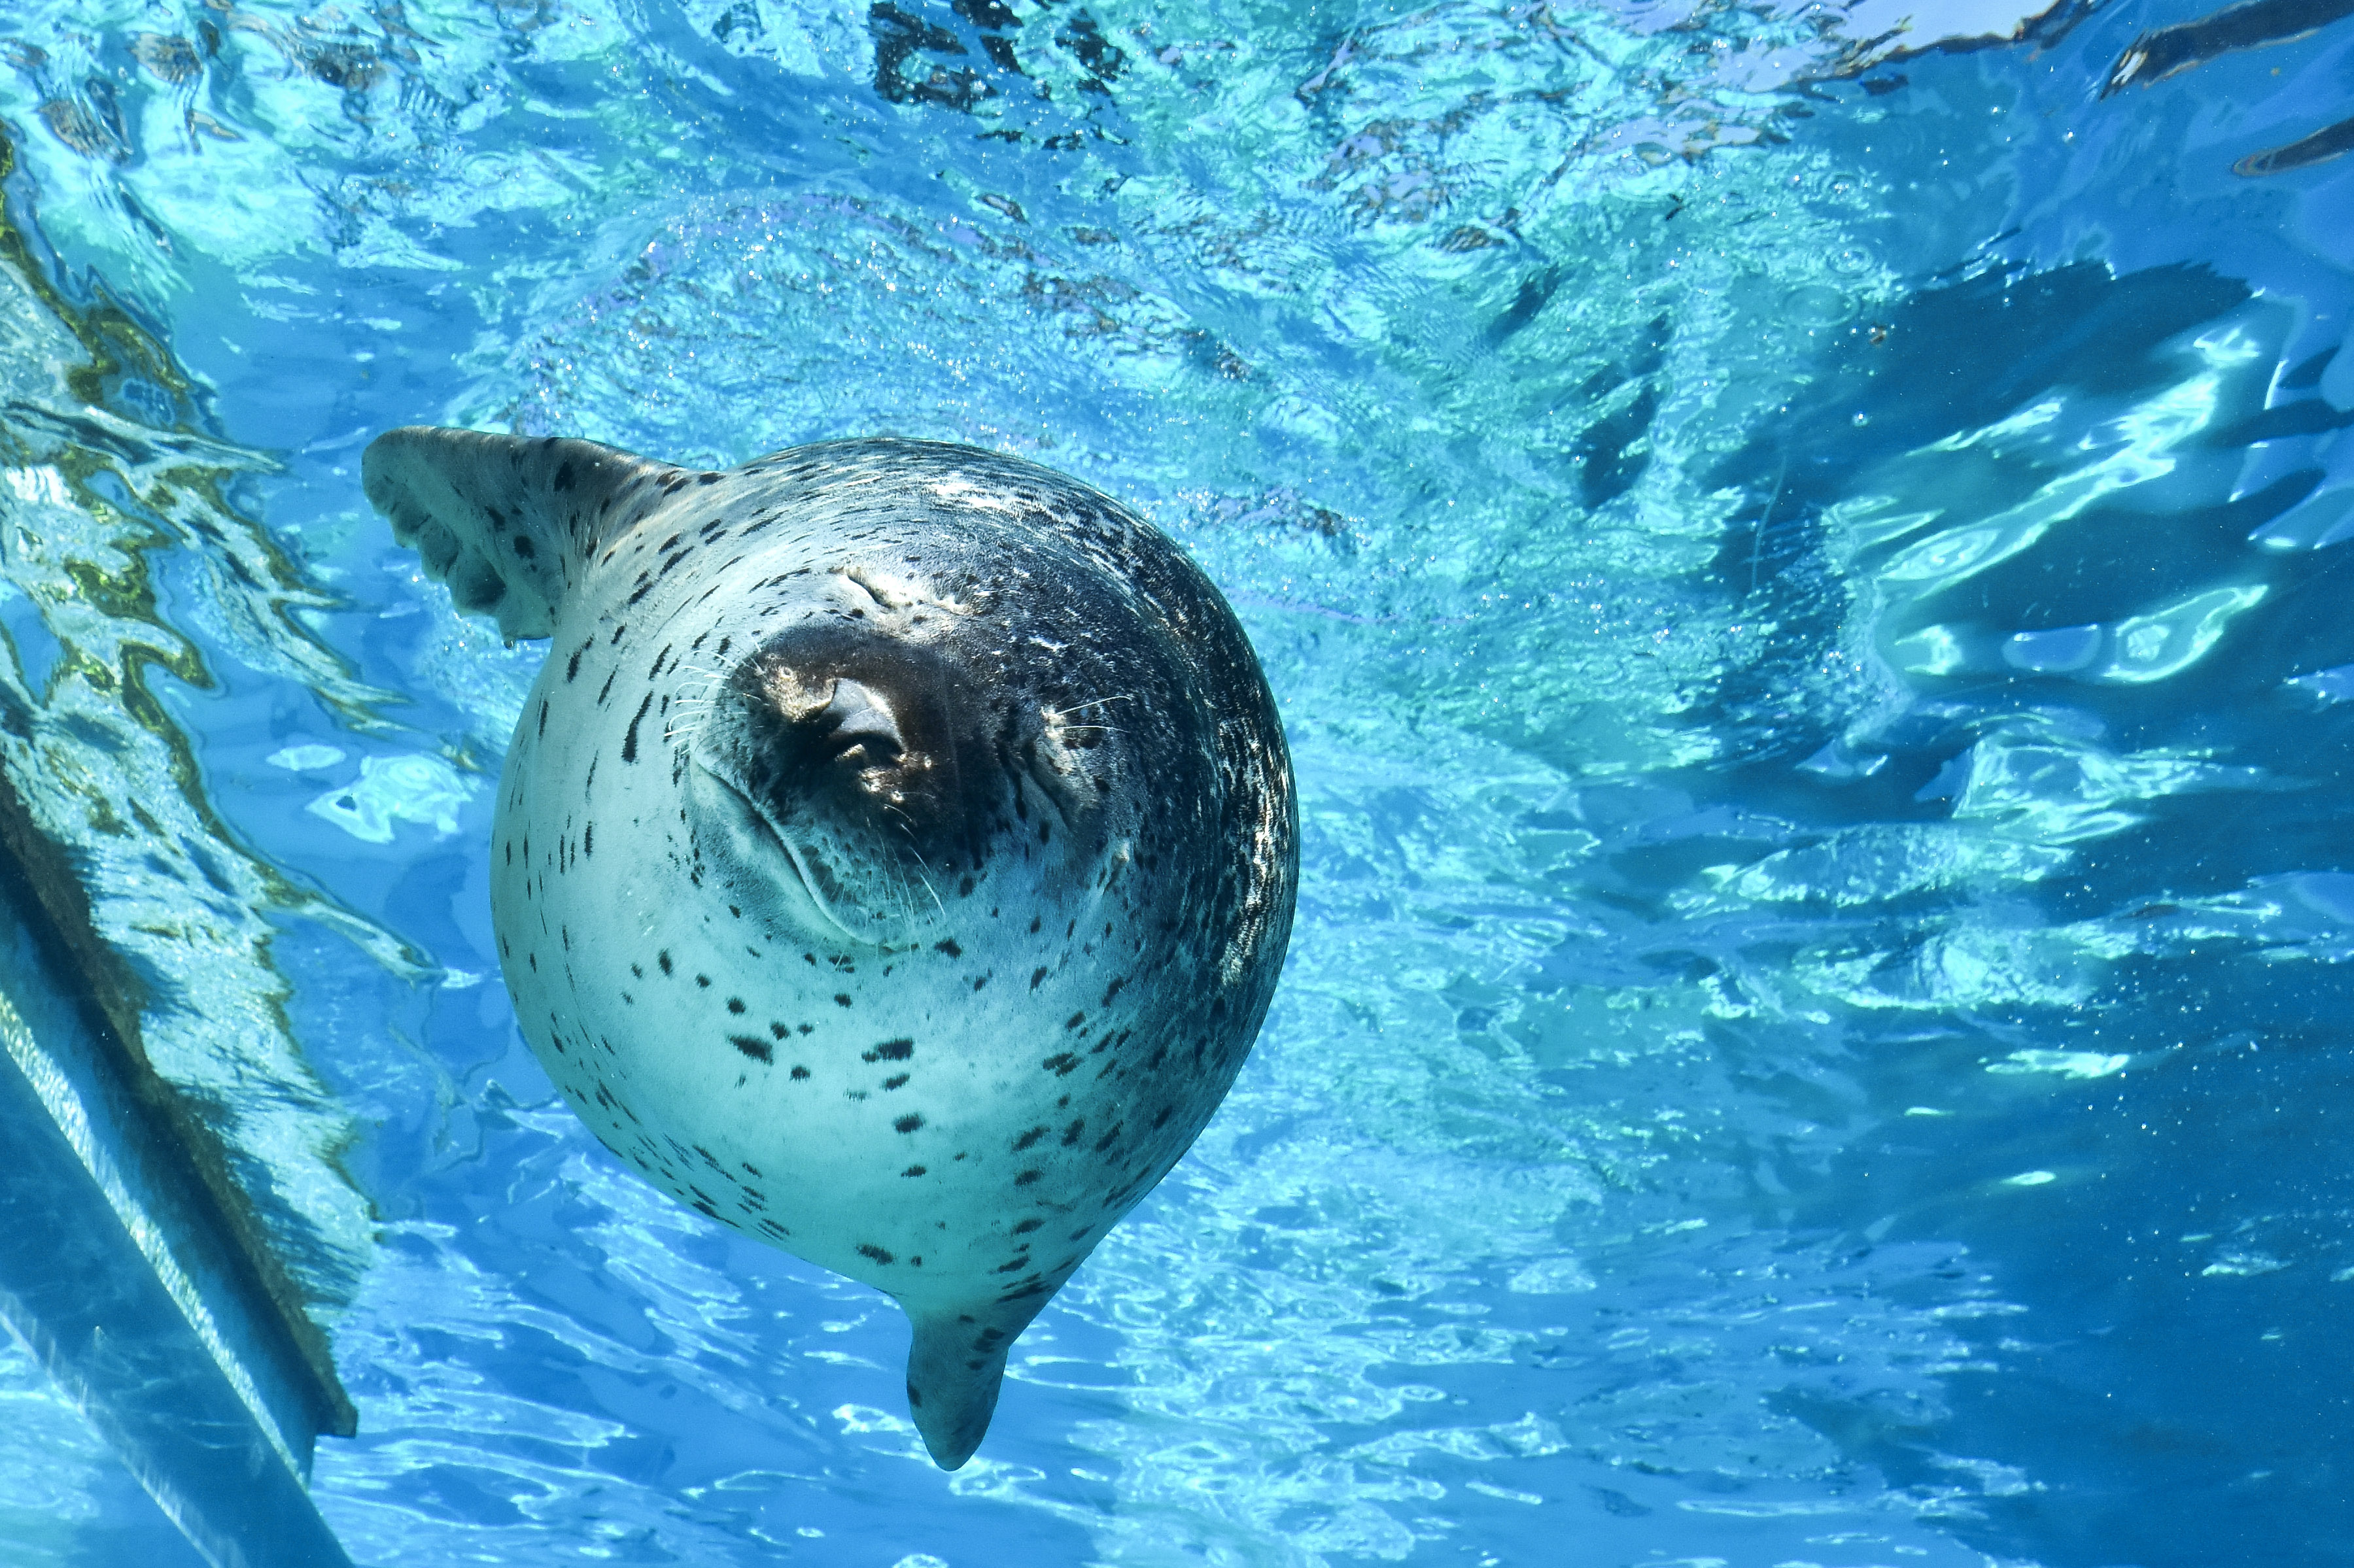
[835, 993, 853, 1007]
[727, 997, 746, 1014]
[895, 1113, 925, 1133]
[1013, 1218, 1043, 1234]
[903, 1165, 927, 1177]
[622, 690, 654, 762]
[1013, 1126, 1047, 1151]
[791, 1065, 811, 1080]
[1014, 1169, 1043, 1186]
[857, 1243, 895, 1264]
[863, 1038, 914, 1062]
[935, 938, 963, 958]
[1042, 1053, 1079, 1076]
[730, 1034, 772, 1063]
[1031, 967, 1048, 990]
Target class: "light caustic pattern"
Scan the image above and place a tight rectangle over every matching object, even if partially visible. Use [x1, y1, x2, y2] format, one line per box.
[4, 0, 2354, 1563]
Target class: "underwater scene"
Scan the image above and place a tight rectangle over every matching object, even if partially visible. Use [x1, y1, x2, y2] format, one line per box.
[1, 0, 2353, 1562]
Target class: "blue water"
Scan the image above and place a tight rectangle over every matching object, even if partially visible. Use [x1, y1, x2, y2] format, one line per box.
[4, 0, 2354, 1562]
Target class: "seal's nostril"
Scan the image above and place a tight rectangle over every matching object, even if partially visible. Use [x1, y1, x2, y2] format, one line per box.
[820, 679, 905, 764]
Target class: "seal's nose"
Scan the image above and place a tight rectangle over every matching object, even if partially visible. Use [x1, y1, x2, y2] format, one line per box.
[816, 680, 906, 770]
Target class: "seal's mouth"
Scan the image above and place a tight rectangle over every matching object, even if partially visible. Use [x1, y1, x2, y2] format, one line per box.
[691, 759, 871, 945]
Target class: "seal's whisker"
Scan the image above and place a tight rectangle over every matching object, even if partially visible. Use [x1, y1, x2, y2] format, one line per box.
[882, 814, 950, 925]
[911, 866, 947, 924]
[1048, 694, 1134, 719]
[664, 656, 734, 707]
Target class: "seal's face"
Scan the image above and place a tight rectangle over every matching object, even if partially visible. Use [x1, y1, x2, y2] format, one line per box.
[685, 604, 1118, 949]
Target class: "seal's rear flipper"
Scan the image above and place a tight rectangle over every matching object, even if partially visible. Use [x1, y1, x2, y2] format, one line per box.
[362, 427, 676, 640]
[905, 1305, 1034, 1470]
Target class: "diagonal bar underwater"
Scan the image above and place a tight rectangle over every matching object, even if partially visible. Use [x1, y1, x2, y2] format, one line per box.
[0, 782, 355, 1567]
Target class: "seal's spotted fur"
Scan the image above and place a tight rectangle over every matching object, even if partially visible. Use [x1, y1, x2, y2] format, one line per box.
[364, 430, 1296, 1468]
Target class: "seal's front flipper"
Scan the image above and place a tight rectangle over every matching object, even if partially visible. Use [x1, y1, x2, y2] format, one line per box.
[362, 427, 676, 639]
[905, 1306, 1031, 1470]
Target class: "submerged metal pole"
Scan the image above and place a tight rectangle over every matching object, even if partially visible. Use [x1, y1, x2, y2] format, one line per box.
[0, 785, 356, 1567]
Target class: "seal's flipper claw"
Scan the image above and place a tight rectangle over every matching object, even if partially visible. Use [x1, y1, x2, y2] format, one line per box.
[362, 426, 676, 639]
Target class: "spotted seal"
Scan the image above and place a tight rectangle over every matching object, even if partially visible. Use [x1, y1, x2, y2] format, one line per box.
[362, 428, 1296, 1468]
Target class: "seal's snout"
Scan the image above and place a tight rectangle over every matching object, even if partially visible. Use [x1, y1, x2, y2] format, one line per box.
[780, 677, 921, 805]
[687, 622, 1000, 943]
[723, 626, 975, 859]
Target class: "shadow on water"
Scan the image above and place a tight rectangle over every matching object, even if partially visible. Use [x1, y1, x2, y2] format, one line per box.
[1695, 258, 2354, 1568]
